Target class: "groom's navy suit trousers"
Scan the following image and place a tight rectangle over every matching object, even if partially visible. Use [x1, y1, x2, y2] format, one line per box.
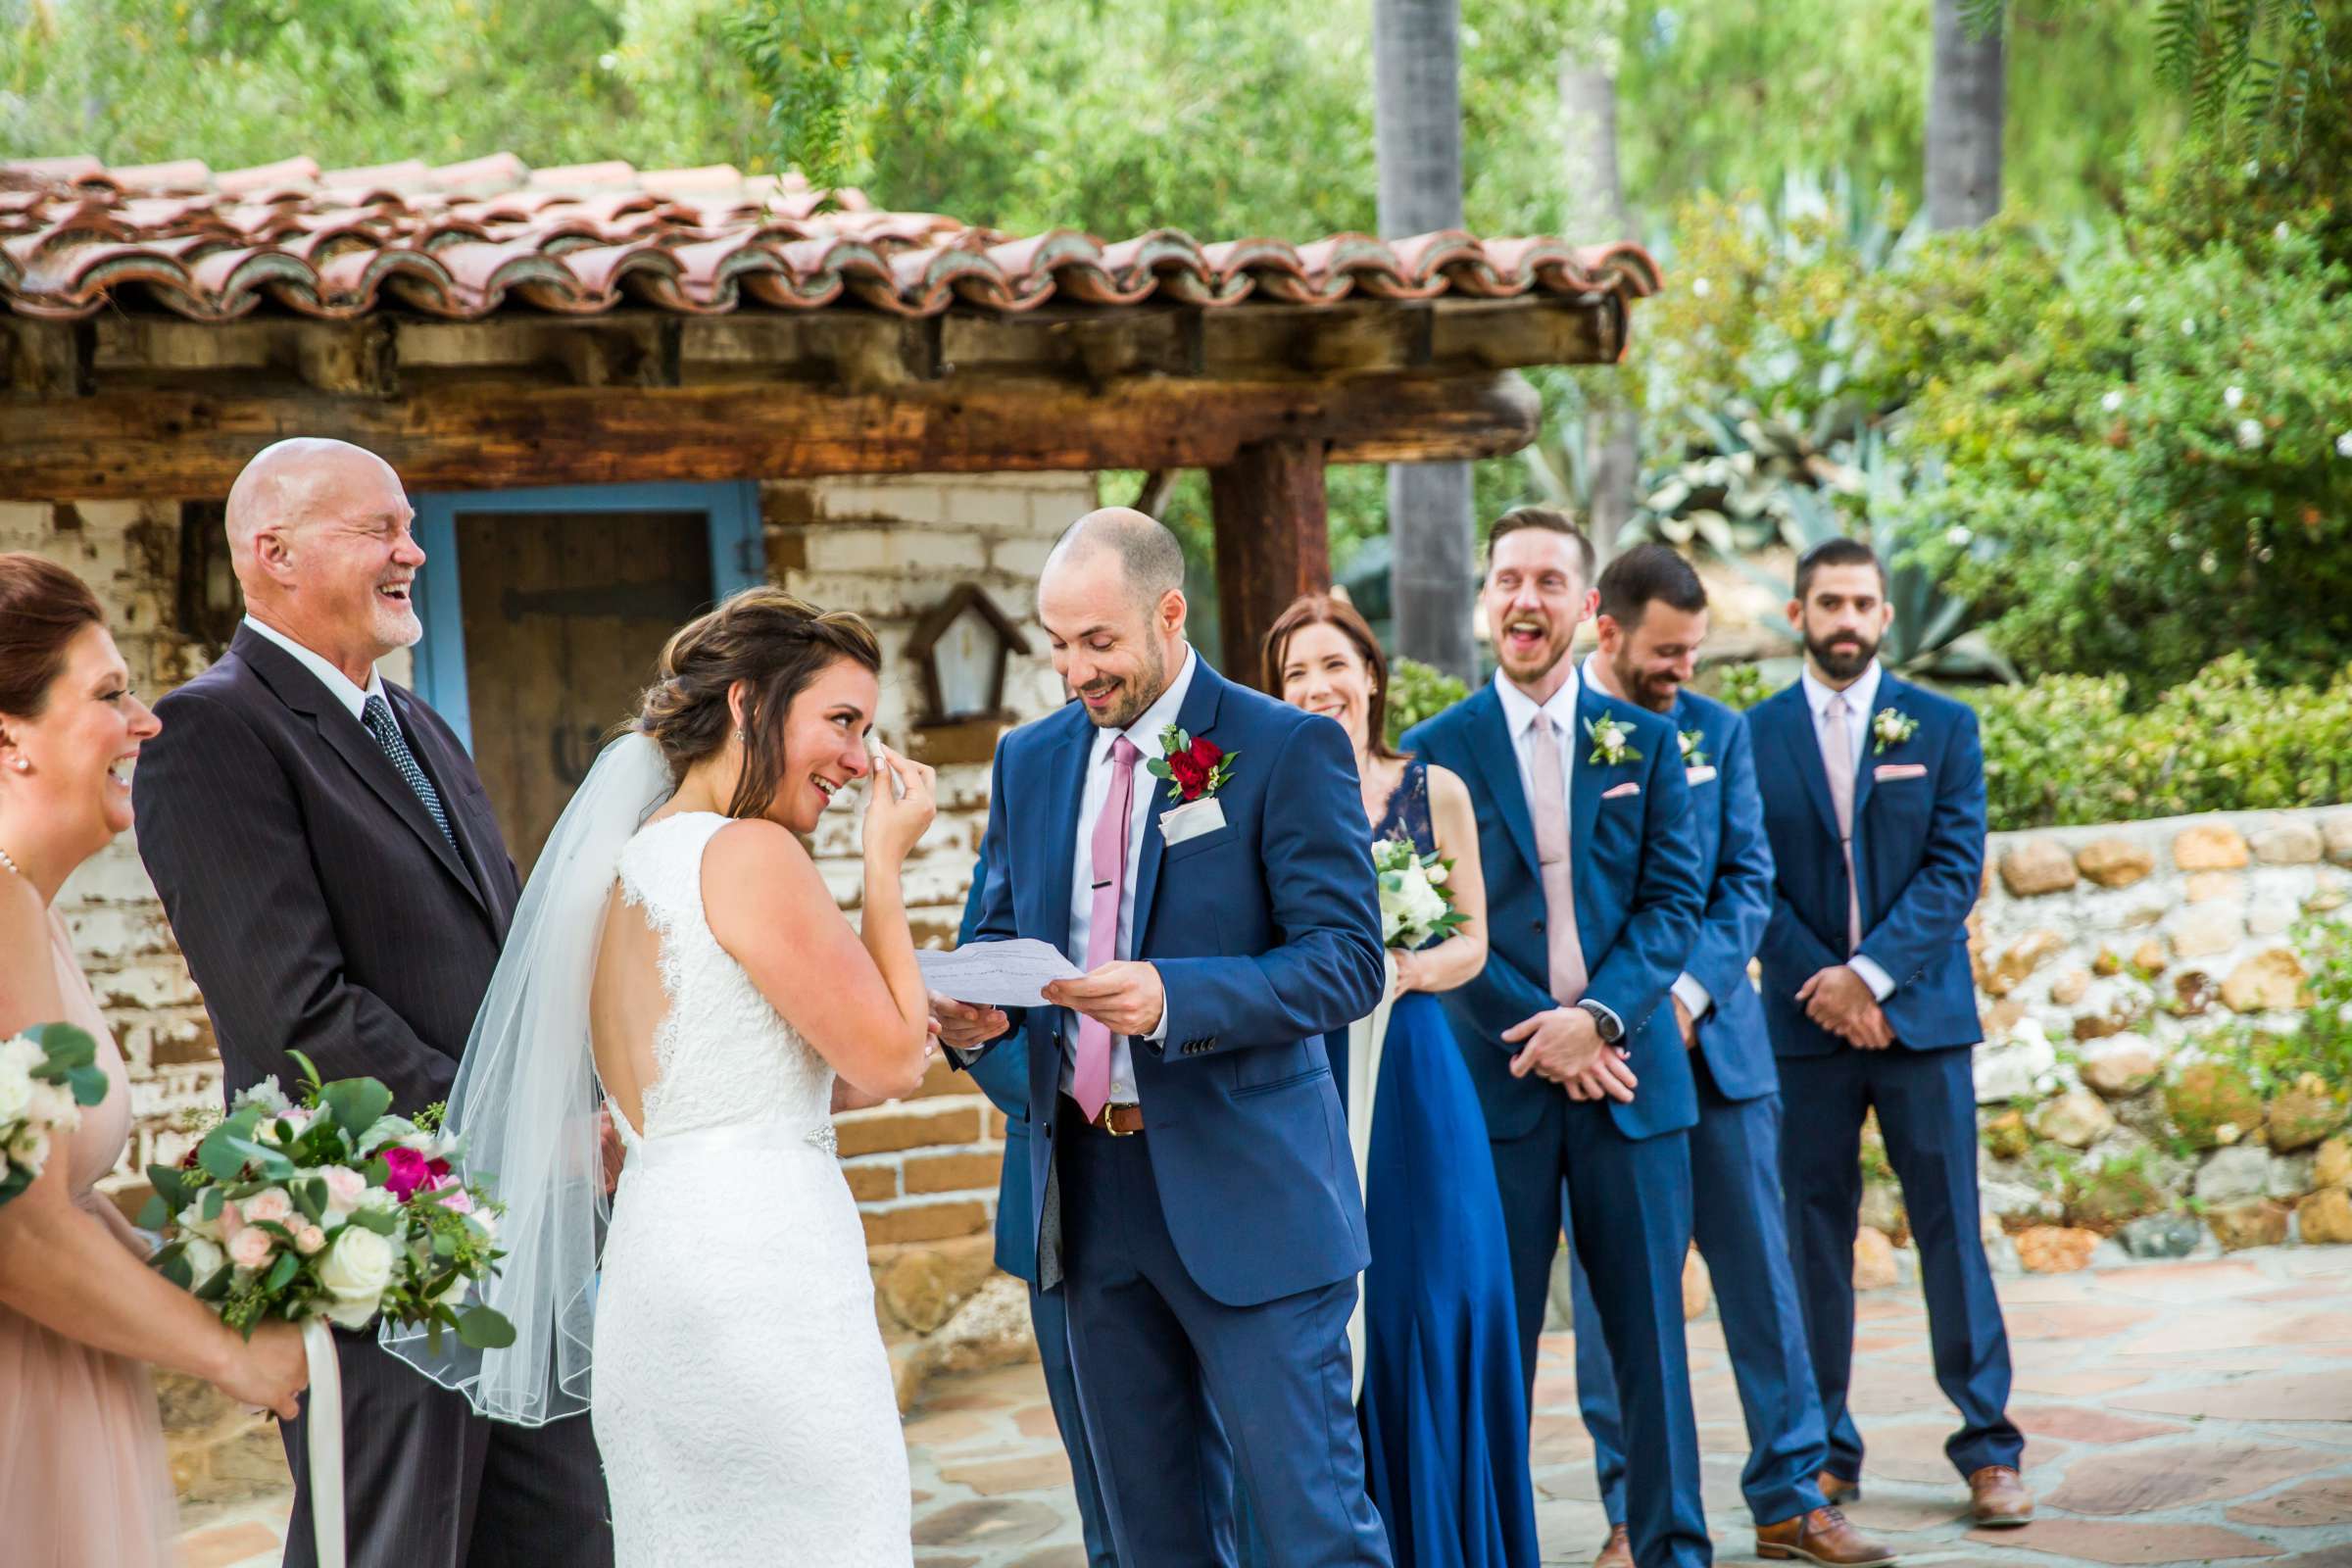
[1406, 679, 1712, 1568]
[957, 861, 1126, 1568]
[1747, 674, 2022, 1485]
[962, 658, 1393, 1568]
[1564, 691, 1833, 1529]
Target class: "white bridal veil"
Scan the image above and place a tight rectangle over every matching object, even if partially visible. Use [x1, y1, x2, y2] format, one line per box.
[382, 731, 672, 1425]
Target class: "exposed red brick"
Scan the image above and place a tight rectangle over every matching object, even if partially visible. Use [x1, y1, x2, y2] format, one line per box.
[861, 1200, 988, 1246]
[904, 1152, 1004, 1195]
[845, 1164, 899, 1202]
[836, 1104, 983, 1157]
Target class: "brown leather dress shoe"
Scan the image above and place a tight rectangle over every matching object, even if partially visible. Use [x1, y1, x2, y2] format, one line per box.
[1756, 1506, 1899, 1566]
[1969, 1464, 2035, 1526]
[1817, 1470, 1862, 1505]
[1593, 1522, 1634, 1568]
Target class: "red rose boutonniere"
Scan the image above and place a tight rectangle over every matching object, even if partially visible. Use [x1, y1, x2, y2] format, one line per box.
[1146, 724, 1238, 803]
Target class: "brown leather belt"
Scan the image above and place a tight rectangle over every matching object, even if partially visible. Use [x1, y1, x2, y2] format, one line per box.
[1090, 1102, 1145, 1137]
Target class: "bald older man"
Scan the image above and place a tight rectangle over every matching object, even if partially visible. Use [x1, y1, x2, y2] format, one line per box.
[134, 440, 612, 1567]
[937, 510, 1393, 1566]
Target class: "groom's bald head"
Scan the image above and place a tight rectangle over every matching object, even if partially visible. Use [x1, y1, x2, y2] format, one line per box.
[1038, 508, 1190, 729]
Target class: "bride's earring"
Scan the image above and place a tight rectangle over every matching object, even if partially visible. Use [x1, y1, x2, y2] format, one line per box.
[735, 728, 748, 744]
[8, 759, 24, 773]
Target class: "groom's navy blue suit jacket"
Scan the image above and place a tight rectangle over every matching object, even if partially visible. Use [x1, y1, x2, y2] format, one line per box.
[1404, 679, 1706, 1142]
[1746, 672, 1987, 1056]
[963, 656, 1385, 1307]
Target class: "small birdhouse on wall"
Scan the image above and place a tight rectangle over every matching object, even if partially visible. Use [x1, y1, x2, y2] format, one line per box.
[908, 583, 1031, 725]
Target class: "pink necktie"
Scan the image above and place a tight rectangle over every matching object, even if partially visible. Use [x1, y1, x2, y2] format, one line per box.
[1073, 736, 1141, 1120]
[1822, 697, 1863, 954]
[1527, 713, 1588, 1004]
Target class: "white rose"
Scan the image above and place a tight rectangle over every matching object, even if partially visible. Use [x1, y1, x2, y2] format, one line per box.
[469, 1208, 499, 1242]
[180, 1235, 227, 1283]
[323, 1296, 380, 1331]
[356, 1185, 400, 1214]
[318, 1226, 397, 1308]
[0, 1056, 32, 1123]
[1425, 862, 1447, 887]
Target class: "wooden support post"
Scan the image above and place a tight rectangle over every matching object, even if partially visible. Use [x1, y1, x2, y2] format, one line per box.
[1208, 439, 1331, 689]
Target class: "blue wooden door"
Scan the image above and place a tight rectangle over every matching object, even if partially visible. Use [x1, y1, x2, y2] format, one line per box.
[409, 480, 762, 869]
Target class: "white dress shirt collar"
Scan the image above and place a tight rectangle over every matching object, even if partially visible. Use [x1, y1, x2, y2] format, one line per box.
[1493, 662, 1581, 744]
[1096, 645, 1200, 765]
[1800, 659, 1883, 731]
[242, 614, 385, 721]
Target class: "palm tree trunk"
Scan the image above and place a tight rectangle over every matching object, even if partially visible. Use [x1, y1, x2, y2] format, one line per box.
[1374, 0, 1476, 680]
[1558, 33, 1638, 564]
[1927, 0, 2004, 228]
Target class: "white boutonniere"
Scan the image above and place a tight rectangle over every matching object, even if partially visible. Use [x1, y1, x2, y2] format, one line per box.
[1871, 707, 1917, 755]
[1585, 713, 1642, 767]
[1678, 728, 1709, 769]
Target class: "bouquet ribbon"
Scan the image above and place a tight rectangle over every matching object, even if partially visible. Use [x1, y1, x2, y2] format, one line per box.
[1342, 952, 1398, 1404]
[302, 1318, 348, 1568]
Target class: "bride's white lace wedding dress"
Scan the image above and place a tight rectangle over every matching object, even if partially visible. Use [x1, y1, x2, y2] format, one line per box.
[593, 811, 911, 1566]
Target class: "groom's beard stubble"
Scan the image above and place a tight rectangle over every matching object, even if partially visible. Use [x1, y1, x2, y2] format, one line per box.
[1071, 638, 1169, 730]
[1805, 626, 1880, 683]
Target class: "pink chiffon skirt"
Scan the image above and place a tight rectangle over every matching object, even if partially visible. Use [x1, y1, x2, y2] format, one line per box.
[0, 1199, 177, 1568]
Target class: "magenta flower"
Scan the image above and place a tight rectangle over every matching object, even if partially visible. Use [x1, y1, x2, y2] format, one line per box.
[382, 1147, 433, 1202]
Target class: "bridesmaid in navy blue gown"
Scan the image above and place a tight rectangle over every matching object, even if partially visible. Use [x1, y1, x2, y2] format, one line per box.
[1252, 595, 1540, 1568]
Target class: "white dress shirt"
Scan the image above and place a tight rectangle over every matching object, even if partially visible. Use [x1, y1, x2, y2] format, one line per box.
[1060, 647, 1196, 1102]
[1799, 660, 1895, 1000]
[242, 614, 386, 720]
[1580, 653, 1718, 1025]
[1492, 668, 1620, 1031]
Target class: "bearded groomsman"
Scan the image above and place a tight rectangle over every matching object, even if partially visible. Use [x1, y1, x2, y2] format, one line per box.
[1565, 546, 1895, 1568]
[1404, 510, 1711, 1568]
[1745, 537, 2032, 1530]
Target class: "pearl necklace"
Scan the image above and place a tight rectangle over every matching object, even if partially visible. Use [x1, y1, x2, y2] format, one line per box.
[0, 846, 19, 877]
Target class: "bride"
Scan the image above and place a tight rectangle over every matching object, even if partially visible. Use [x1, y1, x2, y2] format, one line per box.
[387, 588, 937, 1565]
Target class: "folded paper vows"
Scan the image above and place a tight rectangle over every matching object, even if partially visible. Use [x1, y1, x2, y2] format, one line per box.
[1160, 796, 1226, 845]
[918, 940, 1085, 1008]
[1875, 762, 1929, 781]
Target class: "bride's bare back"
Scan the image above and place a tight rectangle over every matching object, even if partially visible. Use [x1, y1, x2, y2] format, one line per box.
[589, 879, 666, 1138]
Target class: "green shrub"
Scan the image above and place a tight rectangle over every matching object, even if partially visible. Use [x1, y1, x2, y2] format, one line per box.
[1387, 658, 1470, 750]
[2064, 1152, 2170, 1234]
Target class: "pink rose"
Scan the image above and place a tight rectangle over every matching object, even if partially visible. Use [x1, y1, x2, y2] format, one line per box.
[244, 1188, 294, 1226]
[321, 1166, 368, 1211]
[216, 1200, 245, 1240]
[433, 1185, 475, 1216]
[382, 1147, 432, 1202]
[227, 1227, 273, 1271]
[295, 1225, 326, 1255]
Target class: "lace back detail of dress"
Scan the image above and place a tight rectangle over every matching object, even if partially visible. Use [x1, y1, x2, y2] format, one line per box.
[613, 812, 838, 1142]
[1374, 757, 1438, 858]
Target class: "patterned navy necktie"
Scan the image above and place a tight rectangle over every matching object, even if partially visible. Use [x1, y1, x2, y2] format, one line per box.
[362, 695, 458, 852]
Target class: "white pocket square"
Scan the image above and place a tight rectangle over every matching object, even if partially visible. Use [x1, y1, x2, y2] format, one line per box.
[1875, 762, 1929, 781]
[1686, 765, 1718, 786]
[1601, 781, 1642, 800]
[1159, 797, 1227, 844]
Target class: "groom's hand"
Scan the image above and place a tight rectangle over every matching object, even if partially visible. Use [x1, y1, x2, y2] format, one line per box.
[1503, 1007, 1638, 1102]
[930, 991, 1009, 1052]
[1045, 961, 1165, 1039]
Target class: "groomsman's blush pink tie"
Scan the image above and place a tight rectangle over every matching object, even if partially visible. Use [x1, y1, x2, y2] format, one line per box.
[1074, 735, 1142, 1120]
[1821, 695, 1863, 954]
[1527, 712, 1588, 1004]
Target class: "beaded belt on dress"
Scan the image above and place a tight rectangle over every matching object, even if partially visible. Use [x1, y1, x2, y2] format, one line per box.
[624, 1117, 839, 1172]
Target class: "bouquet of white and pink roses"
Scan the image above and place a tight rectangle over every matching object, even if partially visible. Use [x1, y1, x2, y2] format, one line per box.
[1373, 836, 1468, 951]
[0, 1022, 108, 1211]
[140, 1052, 514, 1353]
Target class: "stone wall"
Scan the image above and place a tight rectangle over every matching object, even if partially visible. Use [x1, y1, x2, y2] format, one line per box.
[1917, 806, 2352, 1275]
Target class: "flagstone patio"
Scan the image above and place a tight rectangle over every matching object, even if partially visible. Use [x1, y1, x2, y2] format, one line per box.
[176, 1246, 2352, 1568]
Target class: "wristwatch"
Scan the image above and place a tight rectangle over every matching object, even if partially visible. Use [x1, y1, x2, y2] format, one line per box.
[1576, 999, 1624, 1044]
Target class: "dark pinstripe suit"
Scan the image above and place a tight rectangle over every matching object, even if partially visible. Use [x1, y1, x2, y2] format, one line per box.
[135, 624, 612, 1568]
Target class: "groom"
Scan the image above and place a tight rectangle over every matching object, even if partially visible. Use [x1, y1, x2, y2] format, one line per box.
[938, 508, 1392, 1567]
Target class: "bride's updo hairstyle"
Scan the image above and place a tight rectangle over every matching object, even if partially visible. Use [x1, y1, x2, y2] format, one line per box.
[636, 587, 882, 822]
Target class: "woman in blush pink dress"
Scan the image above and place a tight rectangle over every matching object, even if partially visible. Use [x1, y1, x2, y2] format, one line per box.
[0, 553, 308, 1566]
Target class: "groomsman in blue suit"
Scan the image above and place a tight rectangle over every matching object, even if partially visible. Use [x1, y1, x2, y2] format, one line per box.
[1404, 509, 1712, 1568]
[1745, 538, 2033, 1530]
[954, 858, 1128, 1568]
[936, 508, 1392, 1567]
[1565, 546, 1896, 1568]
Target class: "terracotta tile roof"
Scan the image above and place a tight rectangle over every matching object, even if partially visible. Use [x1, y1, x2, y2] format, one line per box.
[0, 153, 1661, 324]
